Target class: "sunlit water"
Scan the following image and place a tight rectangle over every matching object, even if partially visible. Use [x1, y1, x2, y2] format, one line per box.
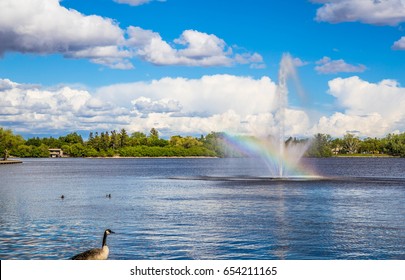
[0, 157, 404, 259]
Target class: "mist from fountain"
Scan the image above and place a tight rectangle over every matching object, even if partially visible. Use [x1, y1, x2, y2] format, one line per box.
[221, 53, 316, 179]
[276, 53, 296, 177]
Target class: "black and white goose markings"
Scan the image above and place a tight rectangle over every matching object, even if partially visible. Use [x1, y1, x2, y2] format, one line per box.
[71, 229, 115, 260]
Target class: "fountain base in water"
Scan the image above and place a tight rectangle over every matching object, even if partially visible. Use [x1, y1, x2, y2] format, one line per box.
[169, 175, 405, 185]
[170, 175, 326, 182]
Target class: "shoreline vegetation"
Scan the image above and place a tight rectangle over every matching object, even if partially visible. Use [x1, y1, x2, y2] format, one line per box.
[334, 153, 394, 158]
[1, 127, 405, 160]
[0, 159, 23, 164]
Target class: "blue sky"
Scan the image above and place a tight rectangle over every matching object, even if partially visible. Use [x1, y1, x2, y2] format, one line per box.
[1, 0, 405, 138]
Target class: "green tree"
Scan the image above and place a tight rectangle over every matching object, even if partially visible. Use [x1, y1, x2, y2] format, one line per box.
[306, 133, 332, 157]
[342, 133, 360, 154]
[119, 129, 129, 148]
[201, 132, 225, 157]
[60, 132, 83, 145]
[87, 132, 95, 148]
[31, 144, 50, 158]
[13, 145, 33, 158]
[169, 135, 183, 147]
[130, 132, 147, 146]
[25, 137, 42, 147]
[149, 128, 159, 138]
[63, 143, 86, 157]
[42, 137, 62, 148]
[359, 137, 382, 154]
[93, 132, 101, 151]
[99, 132, 110, 151]
[170, 135, 203, 148]
[147, 128, 159, 146]
[384, 133, 405, 157]
[83, 146, 99, 157]
[330, 138, 344, 155]
[110, 130, 119, 149]
[0, 128, 25, 160]
[147, 128, 168, 147]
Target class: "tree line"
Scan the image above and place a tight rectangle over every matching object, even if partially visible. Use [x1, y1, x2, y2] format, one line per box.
[1, 126, 405, 159]
[306, 132, 405, 157]
[0, 127, 220, 159]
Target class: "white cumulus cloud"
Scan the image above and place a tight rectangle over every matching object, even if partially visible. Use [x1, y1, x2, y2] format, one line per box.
[312, 76, 405, 136]
[131, 97, 183, 115]
[127, 27, 264, 67]
[312, 0, 405, 25]
[315, 57, 366, 74]
[0, 75, 313, 137]
[96, 75, 278, 117]
[113, 0, 165, 6]
[392, 36, 405, 50]
[95, 75, 310, 137]
[0, 0, 264, 69]
[0, 0, 131, 69]
[0, 78, 130, 133]
[311, 1, 405, 52]
[3, 75, 404, 138]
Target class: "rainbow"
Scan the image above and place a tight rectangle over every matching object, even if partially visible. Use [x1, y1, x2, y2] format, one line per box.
[220, 133, 317, 178]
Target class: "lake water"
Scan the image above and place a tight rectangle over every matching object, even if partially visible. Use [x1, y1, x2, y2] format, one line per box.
[0, 157, 404, 260]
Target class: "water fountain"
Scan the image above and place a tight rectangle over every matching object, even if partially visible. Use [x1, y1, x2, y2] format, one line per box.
[274, 53, 310, 178]
[220, 53, 314, 179]
[173, 53, 320, 182]
[276, 53, 290, 177]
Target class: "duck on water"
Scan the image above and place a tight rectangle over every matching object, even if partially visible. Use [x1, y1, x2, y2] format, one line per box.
[71, 229, 115, 260]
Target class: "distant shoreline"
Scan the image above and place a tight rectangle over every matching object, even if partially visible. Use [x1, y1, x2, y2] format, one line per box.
[88, 155, 397, 159]
[333, 154, 395, 158]
[2, 155, 399, 161]
[86, 156, 219, 159]
[0, 159, 23, 164]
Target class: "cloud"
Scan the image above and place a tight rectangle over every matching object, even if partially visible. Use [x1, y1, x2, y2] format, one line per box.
[66, 46, 134, 70]
[2, 75, 404, 138]
[131, 97, 183, 115]
[0, 0, 131, 69]
[0, 0, 264, 69]
[0, 75, 312, 137]
[312, 76, 405, 136]
[113, 0, 165, 6]
[0, 78, 130, 133]
[312, 112, 389, 137]
[315, 56, 366, 74]
[392, 36, 405, 50]
[175, 30, 231, 61]
[127, 27, 264, 67]
[95, 74, 311, 137]
[292, 57, 309, 67]
[0, 79, 16, 91]
[96, 75, 278, 117]
[235, 53, 266, 69]
[312, 0, 405, 26]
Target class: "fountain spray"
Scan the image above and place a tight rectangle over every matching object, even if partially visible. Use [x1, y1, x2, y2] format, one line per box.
[276, 53, 295, 177]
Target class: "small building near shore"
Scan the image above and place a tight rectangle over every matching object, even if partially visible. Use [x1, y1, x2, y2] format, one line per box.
[49, 148, 63, 158]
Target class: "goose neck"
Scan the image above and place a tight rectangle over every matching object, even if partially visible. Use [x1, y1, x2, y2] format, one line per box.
[102, 232, 108, 247]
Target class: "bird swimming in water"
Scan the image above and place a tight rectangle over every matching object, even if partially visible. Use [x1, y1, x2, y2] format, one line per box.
[106, 194, 111, 198]
[71, 229, 115, 260]
[61, 195, 64, 200]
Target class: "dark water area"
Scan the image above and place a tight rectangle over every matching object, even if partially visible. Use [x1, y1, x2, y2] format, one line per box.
[0, 157, 404, 260]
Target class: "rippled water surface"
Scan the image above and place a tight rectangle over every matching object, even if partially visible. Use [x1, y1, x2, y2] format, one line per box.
[0, 157, 404, 259]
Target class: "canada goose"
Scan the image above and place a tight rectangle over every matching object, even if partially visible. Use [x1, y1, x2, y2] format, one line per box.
[106, 194, 111, 198]
[61, 195, 65, 200]
[71, 229, 115, 260]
